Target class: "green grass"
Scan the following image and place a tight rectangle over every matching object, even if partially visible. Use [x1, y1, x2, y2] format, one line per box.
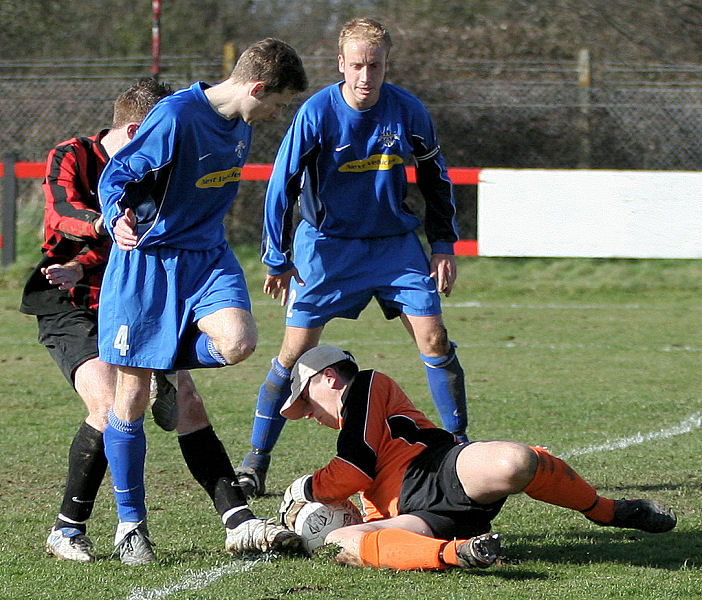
[1, 248, 701, 600]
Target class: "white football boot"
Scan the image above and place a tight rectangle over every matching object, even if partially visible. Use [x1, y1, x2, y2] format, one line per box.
[114, 521, 156, 566]
[46, 527, 95, 563]
[225, 517, 305, 555]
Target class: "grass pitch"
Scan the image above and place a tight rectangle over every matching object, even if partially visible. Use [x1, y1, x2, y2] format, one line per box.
[1, 249, 700, 599]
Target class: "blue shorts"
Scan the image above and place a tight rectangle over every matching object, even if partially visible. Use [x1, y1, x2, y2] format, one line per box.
[98, 242, 251, 369]
[286, 220, 442, 328]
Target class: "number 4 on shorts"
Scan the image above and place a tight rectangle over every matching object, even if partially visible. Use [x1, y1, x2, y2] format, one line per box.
[113, 324, 130, 356]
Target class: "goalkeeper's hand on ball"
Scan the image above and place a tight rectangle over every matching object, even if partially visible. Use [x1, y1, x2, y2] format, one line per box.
[279, 474, 313, 530]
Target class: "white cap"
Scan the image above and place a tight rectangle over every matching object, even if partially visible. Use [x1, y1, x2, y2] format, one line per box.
[280, 346, 356, 420]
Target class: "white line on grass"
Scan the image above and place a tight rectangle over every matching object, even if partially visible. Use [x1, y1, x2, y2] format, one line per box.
[125, 558, 263, 600]
[124, 411, 702, 599]
[559, 411, 702, 460]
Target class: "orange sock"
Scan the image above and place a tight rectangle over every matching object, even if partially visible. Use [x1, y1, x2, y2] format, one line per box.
[523, 446, 615, 523]
[358, 529, 468, 570]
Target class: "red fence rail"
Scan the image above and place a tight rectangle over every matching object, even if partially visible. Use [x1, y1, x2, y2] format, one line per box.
[1, 158, 480, 266]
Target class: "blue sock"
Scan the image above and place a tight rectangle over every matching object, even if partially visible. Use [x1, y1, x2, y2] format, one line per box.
[249, 358, 291, 456]
[103, 410, 147, 523]
[174, 329, 227, 370]
[421, 342, 468, 440]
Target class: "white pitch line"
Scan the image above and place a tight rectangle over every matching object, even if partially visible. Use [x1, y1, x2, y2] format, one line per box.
[125, 558, 263, 600]
[124, 410, 702, 599]
[559, 411, 702, 460]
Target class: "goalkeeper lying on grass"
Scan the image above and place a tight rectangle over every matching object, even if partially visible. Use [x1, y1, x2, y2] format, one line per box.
[278, 346, 677, 571]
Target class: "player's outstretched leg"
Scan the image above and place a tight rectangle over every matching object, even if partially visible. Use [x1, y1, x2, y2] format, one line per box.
[524, 446, 676, 533]
[178, 424, 265, 548]
[421, 342, 468, 441]
[46, 421, 107, 563]
[236, 357, 291, 497]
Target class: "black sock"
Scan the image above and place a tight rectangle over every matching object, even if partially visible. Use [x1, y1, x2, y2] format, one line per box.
[215, 478, 255, 529]
[55, 421, 107, 532]
[179, 426, 253, 528]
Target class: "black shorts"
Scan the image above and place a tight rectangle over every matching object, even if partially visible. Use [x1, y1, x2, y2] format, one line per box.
[398, 442, 506, 540]
[36, 308, 99, 386]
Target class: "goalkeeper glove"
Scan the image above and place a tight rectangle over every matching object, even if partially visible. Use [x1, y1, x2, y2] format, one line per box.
[279, 474, 313, 530]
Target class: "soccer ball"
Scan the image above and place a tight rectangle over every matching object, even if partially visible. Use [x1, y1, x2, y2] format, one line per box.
[294, 500, 363, 553]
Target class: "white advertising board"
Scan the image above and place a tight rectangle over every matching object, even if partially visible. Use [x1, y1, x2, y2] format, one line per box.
[477, 169, 702, 258]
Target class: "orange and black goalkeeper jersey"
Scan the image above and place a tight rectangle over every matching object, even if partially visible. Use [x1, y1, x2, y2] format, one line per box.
[20, 131, 111, 314]
[311, 370, 455, 521]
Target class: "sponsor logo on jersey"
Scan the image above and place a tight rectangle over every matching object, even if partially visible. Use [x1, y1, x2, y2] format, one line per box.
[196, 166, 243, 188]
[339, 153, 403, 173]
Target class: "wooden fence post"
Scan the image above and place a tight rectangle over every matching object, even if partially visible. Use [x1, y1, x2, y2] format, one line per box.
[577, 48, 592, 168]
[223, 41, 237, 79]
[1, 153, 17, 267]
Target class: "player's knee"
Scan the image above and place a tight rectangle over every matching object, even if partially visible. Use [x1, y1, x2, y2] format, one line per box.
[176, 395, 210, 432]
[176, 375, 210, 431]
[217, 337, 256, 365]
[85, 407, 110, 432]
[200, 309, 258, 365]
[418, 325, 450, 356]
[81, 393, 113, 431]
[330, 546, 364, 567]
[324, 528, 364, 567]
[495, 443, 538, 493]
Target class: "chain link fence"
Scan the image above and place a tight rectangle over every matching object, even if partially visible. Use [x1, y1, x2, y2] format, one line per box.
[2, 55, 701, 244]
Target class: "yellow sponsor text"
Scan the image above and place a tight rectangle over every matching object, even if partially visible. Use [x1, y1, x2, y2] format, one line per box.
[339, 154, 404, 173]
[196, 166, 243, 188]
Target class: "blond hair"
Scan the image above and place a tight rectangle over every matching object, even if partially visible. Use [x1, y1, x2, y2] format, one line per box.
[338, 17, 392, 56]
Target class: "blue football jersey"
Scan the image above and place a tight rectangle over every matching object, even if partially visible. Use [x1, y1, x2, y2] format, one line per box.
[99, 82, 252, 251]
[262, 81, 458, 273]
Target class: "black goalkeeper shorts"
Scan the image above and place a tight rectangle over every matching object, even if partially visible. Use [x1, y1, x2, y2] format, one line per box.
[36, 308, 99, 386]
[398, 441, 506, 540]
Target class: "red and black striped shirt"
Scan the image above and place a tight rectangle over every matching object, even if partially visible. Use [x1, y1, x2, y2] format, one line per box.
[21, 131, 111, 314]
